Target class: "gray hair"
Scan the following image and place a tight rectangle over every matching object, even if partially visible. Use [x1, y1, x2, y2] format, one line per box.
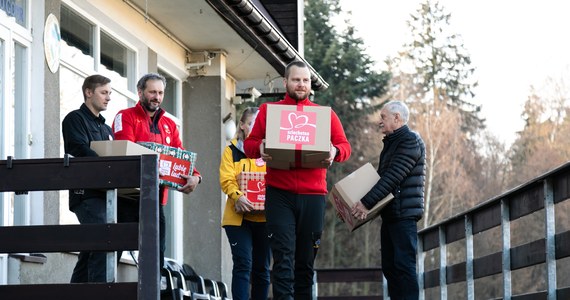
[137, 73, 166, 91]
[383, 101, 410, 124]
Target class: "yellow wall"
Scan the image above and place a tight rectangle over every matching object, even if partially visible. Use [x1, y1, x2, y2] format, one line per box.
[70, 0, 187, 68]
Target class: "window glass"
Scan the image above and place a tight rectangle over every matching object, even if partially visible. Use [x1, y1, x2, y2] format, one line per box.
[158, 69, 177, 116]
[0, 0, 26, 27]
[58, 66, 133, 225]
[101, 31, 135, 92]
[13, 0, 26, 27]
[13, 42, 29, 225]
[60, 5, 94, 71]
[13, 42, 27, 159]
[59, 6, 138, 225]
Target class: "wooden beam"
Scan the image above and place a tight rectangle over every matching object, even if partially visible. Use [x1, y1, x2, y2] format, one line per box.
[0, 223, 138, 253]
[0, 283, 137, 300]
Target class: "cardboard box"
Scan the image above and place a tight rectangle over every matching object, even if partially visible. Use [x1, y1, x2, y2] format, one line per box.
[265, 104, 331, 169]
[329, 163, 394, 232]
[90, 140, 157, 198]
[237, 172, 266, 211]
[91, 140, 197, 189]
[90, 140, 157, 156]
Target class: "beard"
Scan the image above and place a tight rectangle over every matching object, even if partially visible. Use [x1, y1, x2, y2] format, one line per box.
[141, 95, 160, 112]
[286, 86, 310, 101]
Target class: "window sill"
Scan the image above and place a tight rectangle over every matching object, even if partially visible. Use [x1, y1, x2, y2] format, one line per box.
[9, 253, 47, 264]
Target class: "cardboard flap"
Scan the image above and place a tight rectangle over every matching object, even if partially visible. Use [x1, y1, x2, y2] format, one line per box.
[90, 140, 157, 156]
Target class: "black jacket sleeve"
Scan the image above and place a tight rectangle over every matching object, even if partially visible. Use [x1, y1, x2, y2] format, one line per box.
[62, 112, 99, 157]
[360, 133, 422, 210]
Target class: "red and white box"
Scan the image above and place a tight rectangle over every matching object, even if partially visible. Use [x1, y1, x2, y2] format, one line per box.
[265, 104, 331, 169]
[237, 172, 266, 211]
[137, 142, 197, 189]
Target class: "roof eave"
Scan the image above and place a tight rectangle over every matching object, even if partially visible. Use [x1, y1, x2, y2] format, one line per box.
[206, 0, 328, 91]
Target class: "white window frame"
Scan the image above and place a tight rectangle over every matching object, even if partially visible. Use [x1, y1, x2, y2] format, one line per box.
[157, 66, 184, 263]
[0, 22, 7, 282]
[0, 0, 32, 284]
[58, 3, 142, 264]
[59, 2, 138, 102]
[0, 7, 33, 224]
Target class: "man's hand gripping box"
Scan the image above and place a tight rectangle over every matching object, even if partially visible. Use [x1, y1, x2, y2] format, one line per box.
[329, 163, 394, 232]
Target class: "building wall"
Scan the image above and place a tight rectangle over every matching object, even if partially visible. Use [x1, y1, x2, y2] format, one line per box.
[5, 0, 233, 286]
[183, 52, 233, 283]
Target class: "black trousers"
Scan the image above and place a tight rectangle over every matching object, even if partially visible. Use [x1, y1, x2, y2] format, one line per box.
[265, 186, 326, 300]
[70, 197, 139, 283]
[381, 219, 419, 300]
[70, 198, 165, 283]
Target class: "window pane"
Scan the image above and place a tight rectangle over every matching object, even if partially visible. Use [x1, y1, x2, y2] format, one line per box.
[13, 0, 26, 27]
[60, 5, 94, 70]
[0, 0, 26, 27]
[14, 43, 27, 158]
[58, 67, 134, 225]
[13, 43, 29, 226]
[61, 5, 93, 57]
[101, 31, 135, 91]
[158, 70, 177, 116]
[59, 67, 132, 131]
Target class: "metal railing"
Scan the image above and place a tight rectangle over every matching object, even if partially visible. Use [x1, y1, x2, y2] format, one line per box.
[0, 155, 160, 300]
[418, 161, 570, 299]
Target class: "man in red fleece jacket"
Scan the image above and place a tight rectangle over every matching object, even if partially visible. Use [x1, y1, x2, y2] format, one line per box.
[112, 73, 201, 269]
[244, 61, 351, 299]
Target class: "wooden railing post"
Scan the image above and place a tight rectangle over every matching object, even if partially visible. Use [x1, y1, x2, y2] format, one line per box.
[544, 178, 556, 300]
[106, 189, 118, 283]
[439, 226, 447, 299]
[137, 154, 160, 300]
[465, 215, 474, 300]
[501, 198, 512, 300]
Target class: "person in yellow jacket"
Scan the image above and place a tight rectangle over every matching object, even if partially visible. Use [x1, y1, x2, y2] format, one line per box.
[219, 107, 270, 300]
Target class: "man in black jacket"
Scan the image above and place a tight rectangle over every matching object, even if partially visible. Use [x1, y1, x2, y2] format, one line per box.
[352, 100, 426, 300]
[62, 75, 137, 283]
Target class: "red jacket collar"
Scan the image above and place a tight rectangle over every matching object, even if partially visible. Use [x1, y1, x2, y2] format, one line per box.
[280, 94, 312, 105]
[135, 101, 165, 119]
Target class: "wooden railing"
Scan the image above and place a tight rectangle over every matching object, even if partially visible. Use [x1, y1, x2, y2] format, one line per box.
[0, 155, 160, 300]
[418, 161, 570, 299]
[316, 162, 570, 299]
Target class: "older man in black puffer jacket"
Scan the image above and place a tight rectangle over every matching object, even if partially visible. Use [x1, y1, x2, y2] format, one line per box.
[352, 100, 426, 300]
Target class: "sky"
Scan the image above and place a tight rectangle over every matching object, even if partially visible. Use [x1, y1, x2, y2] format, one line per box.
[335, 0, 570, 145]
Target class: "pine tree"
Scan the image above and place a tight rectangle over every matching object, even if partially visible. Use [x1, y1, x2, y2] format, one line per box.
[389, 0, 484, 227]
[402, 0, 482, 131]
[305, 0, 391, 180]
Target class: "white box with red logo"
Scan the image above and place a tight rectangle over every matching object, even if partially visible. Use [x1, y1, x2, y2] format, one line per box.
[265, 104, 331, 169]
[237, 172, 266, 211]
[329, 163, 394, 232]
